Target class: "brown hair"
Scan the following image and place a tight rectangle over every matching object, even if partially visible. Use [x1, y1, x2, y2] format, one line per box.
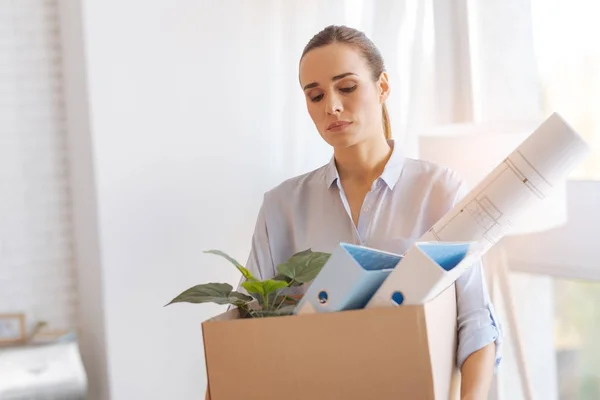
[301, 25, 392, 139]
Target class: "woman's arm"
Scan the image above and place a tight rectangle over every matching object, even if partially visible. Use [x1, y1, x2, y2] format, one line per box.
[455, 260, 502, 399]
[460, 342, 496, 399]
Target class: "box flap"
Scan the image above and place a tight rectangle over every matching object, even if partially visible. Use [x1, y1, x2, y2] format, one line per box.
[205, 307, 242, 323]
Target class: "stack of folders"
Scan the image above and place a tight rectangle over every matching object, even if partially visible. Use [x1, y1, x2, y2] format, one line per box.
[294, 241, 478, 315]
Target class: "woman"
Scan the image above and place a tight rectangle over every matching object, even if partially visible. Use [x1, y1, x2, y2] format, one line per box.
[242, 25, 501, 399]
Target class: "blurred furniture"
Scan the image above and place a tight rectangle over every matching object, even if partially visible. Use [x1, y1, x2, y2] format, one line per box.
[419, 121, 569, 400]
[0, 336, 87, 399]
[0, 314, 26, 347]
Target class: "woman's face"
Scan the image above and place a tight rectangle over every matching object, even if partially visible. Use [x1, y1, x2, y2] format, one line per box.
[299, 43, 389, 148]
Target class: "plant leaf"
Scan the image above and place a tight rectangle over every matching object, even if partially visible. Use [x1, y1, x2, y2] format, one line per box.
[164, 283, 253, 307]
[273, 273, 291, 282]
[241, 279, 288, 298]
[276, 249, 331, 284]
[204, 249, 255, 281]
[272, 273, 305, 287]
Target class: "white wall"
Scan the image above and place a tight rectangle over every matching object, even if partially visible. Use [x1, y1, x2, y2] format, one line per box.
[58, 0, 110, 398]
[81, 2, 273, 398]
[62, 1, 331, 399]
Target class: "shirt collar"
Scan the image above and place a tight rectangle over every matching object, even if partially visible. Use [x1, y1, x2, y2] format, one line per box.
[325, 139, 405, 190]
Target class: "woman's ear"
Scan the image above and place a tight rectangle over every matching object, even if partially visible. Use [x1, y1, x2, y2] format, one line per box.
[378, 72, 391, 103]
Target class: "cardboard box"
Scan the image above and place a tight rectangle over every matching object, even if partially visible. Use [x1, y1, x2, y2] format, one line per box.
[202, 284, 460, 400]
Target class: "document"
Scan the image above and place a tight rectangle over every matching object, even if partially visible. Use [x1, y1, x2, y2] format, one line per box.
[418, 112, 590, 251]
[367, 112, 591, 307]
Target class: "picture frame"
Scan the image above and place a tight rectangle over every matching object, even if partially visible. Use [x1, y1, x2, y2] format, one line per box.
[0, 313, 26, 346]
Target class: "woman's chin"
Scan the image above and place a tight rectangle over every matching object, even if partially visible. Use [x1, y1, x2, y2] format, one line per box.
[323, 129, 358, 148]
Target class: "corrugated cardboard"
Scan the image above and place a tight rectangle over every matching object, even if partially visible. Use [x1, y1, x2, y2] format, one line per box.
[203, 284, 460, 400]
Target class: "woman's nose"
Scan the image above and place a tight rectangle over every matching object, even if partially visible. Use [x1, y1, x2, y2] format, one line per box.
[325, 94, 343, 115]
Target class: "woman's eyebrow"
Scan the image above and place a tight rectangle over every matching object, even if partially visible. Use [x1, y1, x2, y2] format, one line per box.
[303, 72, 357, 90]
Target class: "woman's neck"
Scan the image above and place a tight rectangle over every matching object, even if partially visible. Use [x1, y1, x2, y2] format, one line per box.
[334, 135, 393, 185]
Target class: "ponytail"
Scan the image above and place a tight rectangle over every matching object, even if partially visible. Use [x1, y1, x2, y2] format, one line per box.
[382, 103, 392, 139]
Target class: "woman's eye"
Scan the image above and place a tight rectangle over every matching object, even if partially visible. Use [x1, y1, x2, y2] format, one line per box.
[340, 85, 357, 93]
[310, 94, 324, 102]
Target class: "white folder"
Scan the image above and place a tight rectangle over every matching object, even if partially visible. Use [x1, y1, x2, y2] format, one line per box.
[366, 241, 479, 308]
[294, 243, 402, 315]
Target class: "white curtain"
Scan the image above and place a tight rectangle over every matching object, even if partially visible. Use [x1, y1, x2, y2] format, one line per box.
[531, 0, 600, 179]
[466, 0, 600, 180]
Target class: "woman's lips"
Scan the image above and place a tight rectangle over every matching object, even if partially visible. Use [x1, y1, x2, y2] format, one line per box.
[326, 121, 352, 131]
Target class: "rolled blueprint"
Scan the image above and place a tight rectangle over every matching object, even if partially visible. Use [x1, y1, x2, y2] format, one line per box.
[367, 112, 591, 307]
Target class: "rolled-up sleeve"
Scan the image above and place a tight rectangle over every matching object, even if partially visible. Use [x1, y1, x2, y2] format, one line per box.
[455, 259, 503, 369]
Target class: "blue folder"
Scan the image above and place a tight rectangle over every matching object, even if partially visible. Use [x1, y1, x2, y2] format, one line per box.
[366, 241, 478, 307]
[294, 243, 402, 314]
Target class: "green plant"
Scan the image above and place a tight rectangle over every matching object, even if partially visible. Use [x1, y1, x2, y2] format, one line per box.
[165, 249, 331, 318]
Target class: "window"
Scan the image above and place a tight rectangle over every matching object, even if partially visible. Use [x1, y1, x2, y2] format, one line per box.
[530, 3, 600, 397]
[0, 1, 76, 330]
[554, 279, 600, 399]
[531, 0, 600, 180]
